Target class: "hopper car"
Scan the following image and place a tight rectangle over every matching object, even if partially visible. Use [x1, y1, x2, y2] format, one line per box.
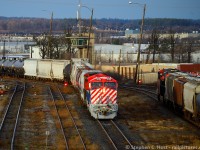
[0, 57, 118, 119]
[157, 68, 200, 126]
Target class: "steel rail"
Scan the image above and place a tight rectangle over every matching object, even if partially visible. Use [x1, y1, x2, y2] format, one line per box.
[57, 85, 87, 150]
[11, 82, 26, 149]
[48, 86, 69, 150]
[97, 120, 118, 150]
[121, 85, 157, 100]
[110, 120, 132, 147]
[121, 85, 200, 127]
[0, 84, 18, 131]
[0, 82, 25, 149]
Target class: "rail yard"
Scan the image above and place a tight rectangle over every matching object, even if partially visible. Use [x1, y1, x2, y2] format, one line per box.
[0, 57, 199, 149]
[0, 75, 200, 149]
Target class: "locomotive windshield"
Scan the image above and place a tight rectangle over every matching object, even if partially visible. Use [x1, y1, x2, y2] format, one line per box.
[91, 82, 103, 89]
[104, 82, 116, 88]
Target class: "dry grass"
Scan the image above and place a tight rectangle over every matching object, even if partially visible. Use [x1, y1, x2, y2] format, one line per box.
[24, 99, 43, 108]
[62, 119, 74, 127]
[84, 138, 100, 150]
[58, 109, 70, 118]
[62, 86, 75, 94]
[0, 96, 8, 112]
[68, 136, 85, 149]
[56, 100, 66, 106]
[27, 85, 44, 95]
[118, 88, 200, 147]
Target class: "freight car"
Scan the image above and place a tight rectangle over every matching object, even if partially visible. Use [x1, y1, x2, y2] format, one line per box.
[70, 58, 118, 119]
[0, 58, 70, 81]
[23, 59, 70, 81]
[0, 58, 24, 77]
[157, 69, 200, 126]
[0, 57, 119, 119]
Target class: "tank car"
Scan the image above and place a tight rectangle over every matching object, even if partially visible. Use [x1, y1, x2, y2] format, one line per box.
[70, 58, 118, 119]
[0, 58, 24, 77]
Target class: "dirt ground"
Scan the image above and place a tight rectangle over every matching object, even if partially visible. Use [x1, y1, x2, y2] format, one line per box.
[1, 78, 200, 150]
[117, 88, 200, 149]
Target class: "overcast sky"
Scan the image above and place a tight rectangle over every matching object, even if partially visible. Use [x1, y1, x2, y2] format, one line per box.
[0, 0, 200, 19]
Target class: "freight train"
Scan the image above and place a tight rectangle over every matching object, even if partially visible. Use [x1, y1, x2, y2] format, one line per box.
[0, 57, 118, 119]
[157, 68, 200, 126]
[70, 58, 118, 119]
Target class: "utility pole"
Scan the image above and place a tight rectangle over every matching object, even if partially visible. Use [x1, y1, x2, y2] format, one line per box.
[48, 12, 53, 59]
[3, 40, 6, 58]
[87, 8, 93, 62]
[112, 51, 114, 64]
[78, 0, 81, 35]
[127, 51, 129, 64]
[133, 4, 146, 84]
[94, 51, 97, 69]
[118, 49, 122, 74]
[100, 49, 102, 64]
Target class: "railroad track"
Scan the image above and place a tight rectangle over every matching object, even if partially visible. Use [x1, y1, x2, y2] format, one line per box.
[120, 84, 157, 100]
[121, 84, 200, 128]
[97, 120, 132, 150]
[49, 84, 86, 150]
[0, 82, 25, 150]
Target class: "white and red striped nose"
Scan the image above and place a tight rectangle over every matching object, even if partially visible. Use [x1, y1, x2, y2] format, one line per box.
[91, 87, 117, 104]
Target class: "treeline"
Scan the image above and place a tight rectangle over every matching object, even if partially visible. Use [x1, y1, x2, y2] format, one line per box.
[0, 17, 200, 34]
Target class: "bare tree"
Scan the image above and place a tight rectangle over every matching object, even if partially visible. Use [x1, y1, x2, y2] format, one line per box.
[168, 28, 176, 62]
[148, 28, 160, 63]
[33, 35, 48, 59]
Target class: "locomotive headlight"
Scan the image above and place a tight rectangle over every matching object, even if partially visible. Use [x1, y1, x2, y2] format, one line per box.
[89, 83, 91, 89]
[102, 87, 106, 94]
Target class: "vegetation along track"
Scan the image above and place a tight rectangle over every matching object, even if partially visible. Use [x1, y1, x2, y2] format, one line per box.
[0, 82, 25, 149]
[97, 120, 132, 150]
[48, 84, 86, 150]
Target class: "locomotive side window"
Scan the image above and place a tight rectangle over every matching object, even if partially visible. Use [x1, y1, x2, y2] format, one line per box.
[104, 82, 116, 88]
[91, 82, 102, 89]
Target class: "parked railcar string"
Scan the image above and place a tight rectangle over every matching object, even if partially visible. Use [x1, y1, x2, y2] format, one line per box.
[0, 57, 119, 119]
[157, 69, 200, 127]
